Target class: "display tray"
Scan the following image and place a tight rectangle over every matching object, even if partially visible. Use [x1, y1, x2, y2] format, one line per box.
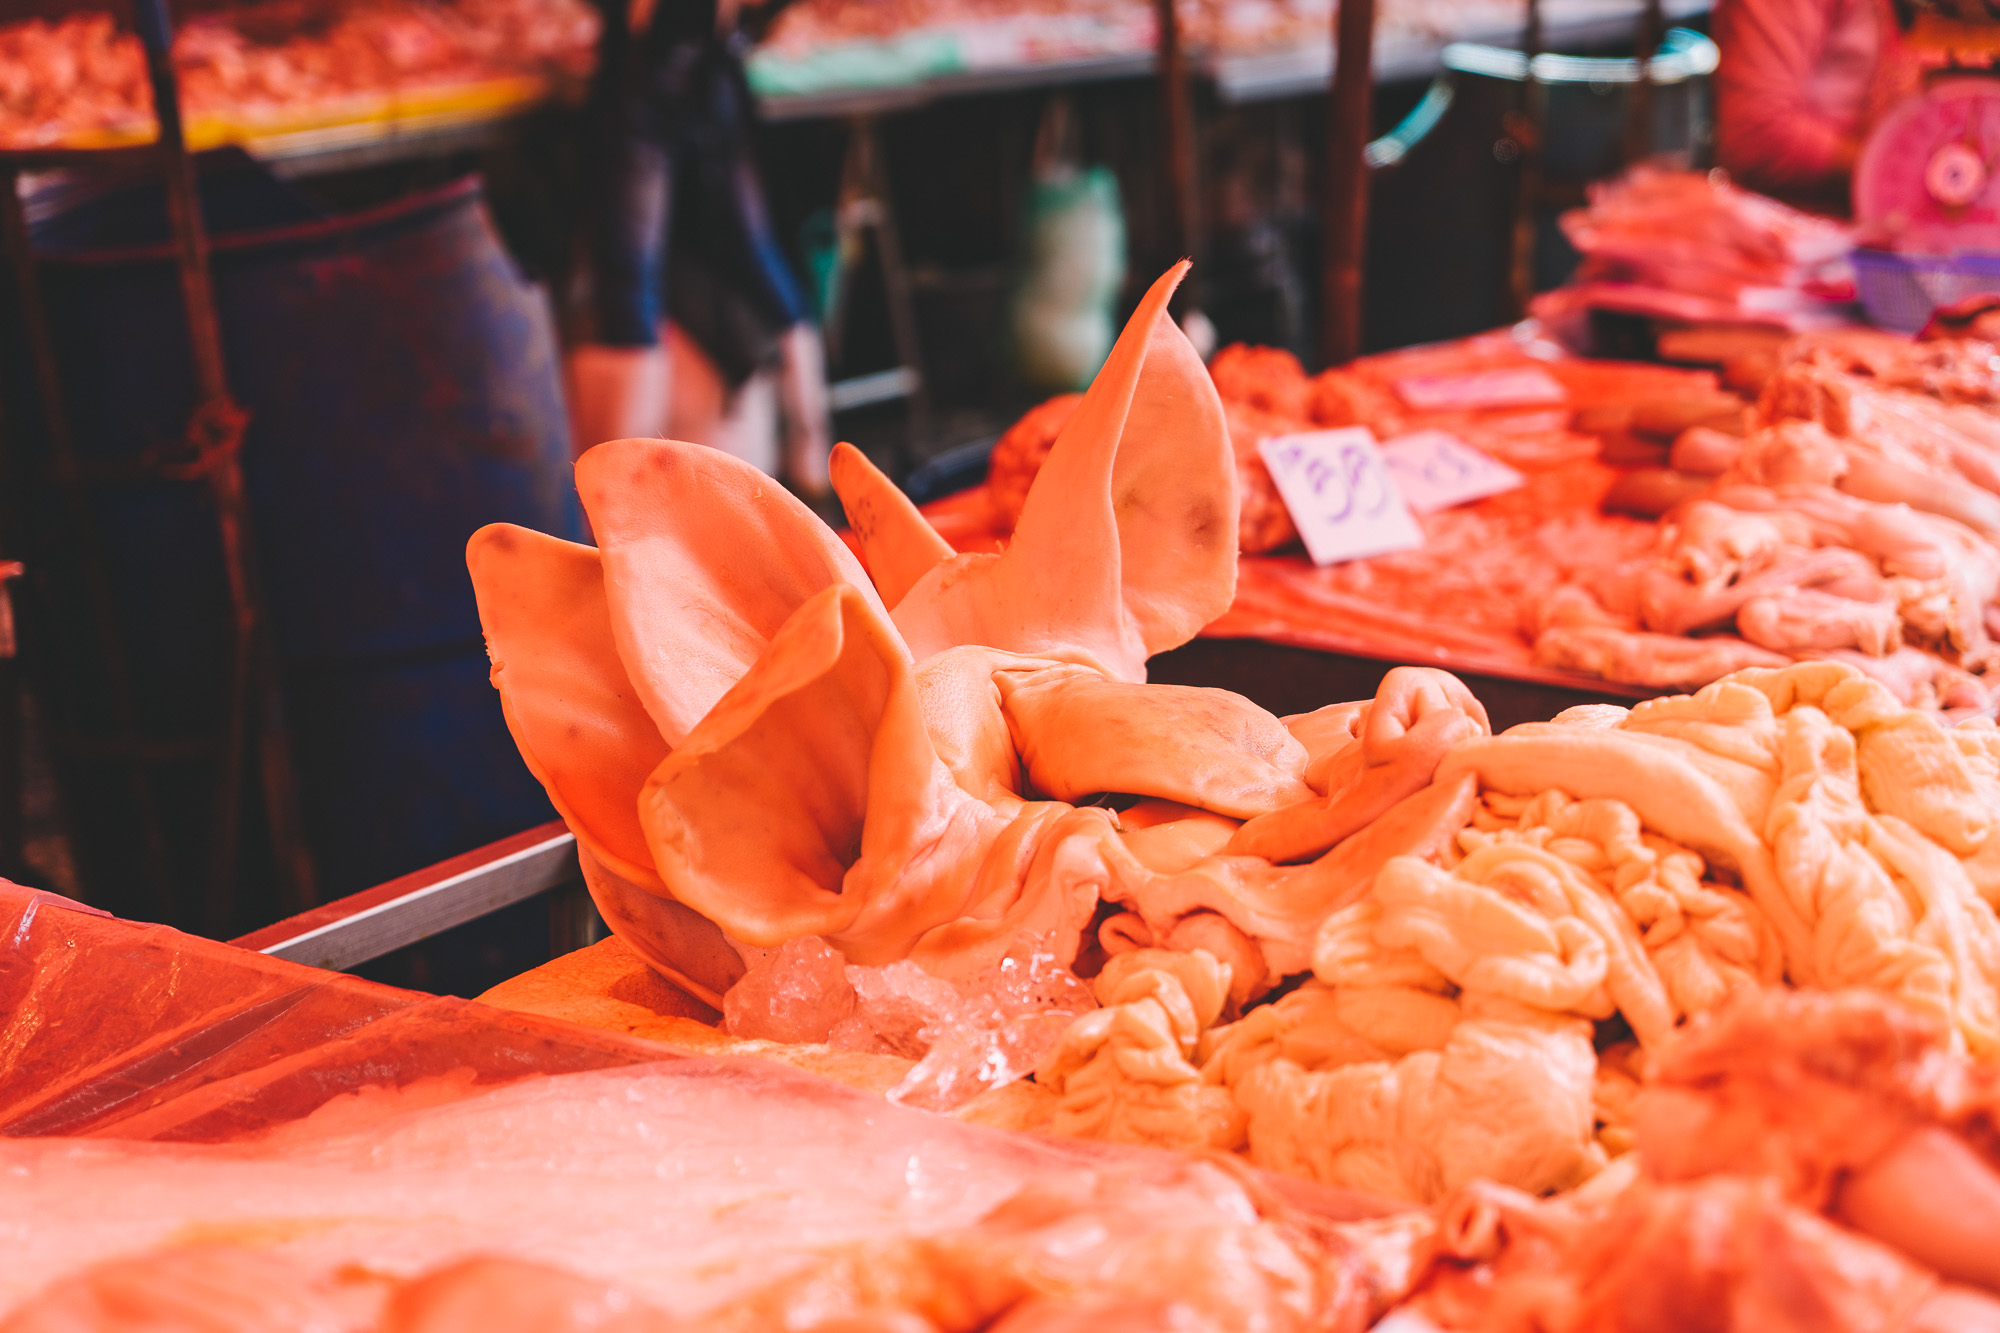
[1, 75, 559, 178]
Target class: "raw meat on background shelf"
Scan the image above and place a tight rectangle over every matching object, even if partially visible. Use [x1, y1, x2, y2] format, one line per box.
[1532, 165, 1858, 333]
[1547, 325, 2000, 713]
[756, 0, 1532, 65]
[0, 0, 597, 149]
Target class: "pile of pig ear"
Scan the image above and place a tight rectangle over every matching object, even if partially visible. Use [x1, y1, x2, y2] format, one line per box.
[836, 259, 1238, 681]
[466, 262, 1236, 988]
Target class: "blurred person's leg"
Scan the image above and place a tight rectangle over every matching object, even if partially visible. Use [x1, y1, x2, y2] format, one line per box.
[776, 321, 831, 496]
[706, 64, 830, 495]
[569, 125, 673, 454]
[663, 321, 780, 476]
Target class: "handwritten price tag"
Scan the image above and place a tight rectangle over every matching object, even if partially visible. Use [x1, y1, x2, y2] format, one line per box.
[1258, 428, 1425, 566]
[1391, 366, 1567, 412]
[1379, 430, 1525, 513]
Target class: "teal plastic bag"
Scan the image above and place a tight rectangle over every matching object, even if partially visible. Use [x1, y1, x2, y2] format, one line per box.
[1012, 164, 1127, 391]
[797, 208, 839, 322]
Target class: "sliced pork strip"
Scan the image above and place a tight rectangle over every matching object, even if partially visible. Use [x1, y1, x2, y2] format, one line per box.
[996, 664, 1312, 819]
[1738, 590, 1901, 657]
[1835, 1125, 2000, 1294]
[1229, 670, 1486, 864]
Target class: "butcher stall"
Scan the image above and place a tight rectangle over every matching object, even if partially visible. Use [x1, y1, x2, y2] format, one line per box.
[9, 0, 2000, 1319]
[7, 255, 2000, 1330]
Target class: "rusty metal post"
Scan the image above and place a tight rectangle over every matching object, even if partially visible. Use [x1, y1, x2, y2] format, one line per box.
[1624, 0, 1665, 165]
[827, 117, 931, 464]
[1506, 0, 1546, 320]
[0, 561, 23, 878]
[1320, 0, 1376, 365]
[1154, 0, 1203, 310]
[133, 0, 319, 921]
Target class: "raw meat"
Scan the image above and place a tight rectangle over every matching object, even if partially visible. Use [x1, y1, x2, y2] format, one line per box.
[471, 268, 2000, 1227]
[1532, 165, 1858, 333]
[1228, 668, 1489, 864]
[0, 882, 1410, 1328]
[0, 0, 596, 150]
[0, 1061, 1396, 1328]
[995, 663, 1314, 817]
[1402, 987, 2000, 1332]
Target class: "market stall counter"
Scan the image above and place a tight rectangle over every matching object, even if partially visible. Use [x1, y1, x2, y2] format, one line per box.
[10, 266, 2000, 1329]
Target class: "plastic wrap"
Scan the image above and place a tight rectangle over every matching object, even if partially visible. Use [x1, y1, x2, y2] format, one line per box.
[0, 881, 1412, 1327]
[0, 882, 671, 1143]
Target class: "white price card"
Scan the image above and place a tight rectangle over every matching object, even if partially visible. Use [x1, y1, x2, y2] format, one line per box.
[1258, 428, 1425, 567]
[1391, 365, 1567, 412]
[1379, 429, 1525, 513]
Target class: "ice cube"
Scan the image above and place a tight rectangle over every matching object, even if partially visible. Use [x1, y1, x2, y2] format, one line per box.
[721, 937, 855, 1044]
[888, 1010, 1079, 1114]
[845, 960, 961, 1059]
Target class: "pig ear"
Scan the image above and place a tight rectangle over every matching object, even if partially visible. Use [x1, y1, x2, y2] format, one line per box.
[891, 263, 1238, 679]
[828, 441, 954, 606]
[637, 583, 963, 950]
[467, 524, 668, 887]
[1044, 260, 1238, 659]
[575, 438, 894, 747]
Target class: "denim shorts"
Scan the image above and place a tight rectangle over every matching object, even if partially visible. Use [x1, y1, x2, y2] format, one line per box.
[583, 39, 809, 358]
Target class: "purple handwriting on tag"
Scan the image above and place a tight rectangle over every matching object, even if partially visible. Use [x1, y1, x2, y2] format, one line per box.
[1257, 428, 1425, 566]
[1379, 430, 1525, 513]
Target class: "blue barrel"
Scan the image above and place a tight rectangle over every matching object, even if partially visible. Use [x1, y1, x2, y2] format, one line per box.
[11, 156, 580, 932]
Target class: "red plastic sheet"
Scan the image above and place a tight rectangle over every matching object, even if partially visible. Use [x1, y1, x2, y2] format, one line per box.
[0, 882, 1415, 1328]
[0, 882, 671, 1143]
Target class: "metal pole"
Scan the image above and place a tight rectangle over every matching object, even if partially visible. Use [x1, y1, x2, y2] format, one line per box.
[133, 0, 319, 922]
[1506, 0, 1546, 320]
[1624, 0, 1665, 165]
[1153, 0, 1202, 310]
[1320, 0, 1376, 365]
[0, 563, 23, 880]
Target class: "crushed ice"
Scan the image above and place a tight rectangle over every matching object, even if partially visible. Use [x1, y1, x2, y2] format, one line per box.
[721, 937, 1096, 1112]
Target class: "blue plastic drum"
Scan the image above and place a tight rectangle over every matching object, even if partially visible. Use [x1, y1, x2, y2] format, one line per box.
[12, 158, 580, 931]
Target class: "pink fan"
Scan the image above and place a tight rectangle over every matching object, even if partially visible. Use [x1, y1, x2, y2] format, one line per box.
[1855, 76, 2000, 252]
